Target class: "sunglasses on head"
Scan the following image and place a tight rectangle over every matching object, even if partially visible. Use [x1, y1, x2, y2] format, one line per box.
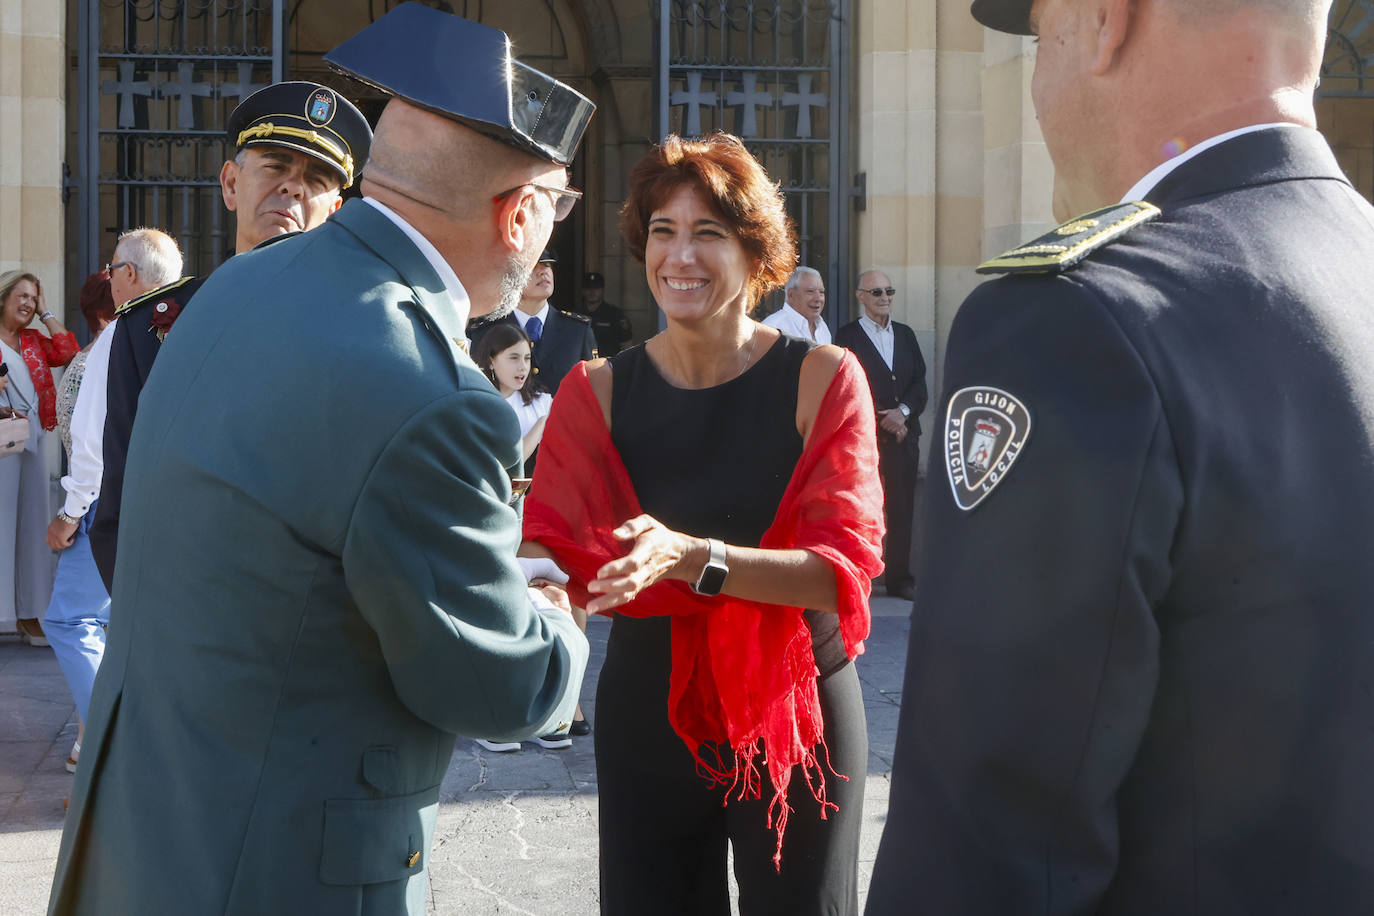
[493, 181, 583, 222]
[861, 286, 896, 297]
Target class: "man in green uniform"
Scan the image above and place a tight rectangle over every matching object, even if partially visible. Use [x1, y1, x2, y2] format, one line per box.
[48, 7, 594, 915]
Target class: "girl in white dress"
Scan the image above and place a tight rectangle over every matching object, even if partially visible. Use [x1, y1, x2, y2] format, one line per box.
[474, 323, 551, 462]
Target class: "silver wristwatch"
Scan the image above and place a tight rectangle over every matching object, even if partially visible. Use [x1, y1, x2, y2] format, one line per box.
[691, 538, 729, 596]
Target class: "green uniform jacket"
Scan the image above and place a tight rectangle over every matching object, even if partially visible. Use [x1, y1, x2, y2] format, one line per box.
[48, 199, 588, 915]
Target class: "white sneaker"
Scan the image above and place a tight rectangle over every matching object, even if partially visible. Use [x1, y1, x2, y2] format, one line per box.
[535, 731, 572, 750]
[475, 738, 520, 753]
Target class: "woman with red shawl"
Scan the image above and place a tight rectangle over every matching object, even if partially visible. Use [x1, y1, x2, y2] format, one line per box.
[522, 134, 885, 915]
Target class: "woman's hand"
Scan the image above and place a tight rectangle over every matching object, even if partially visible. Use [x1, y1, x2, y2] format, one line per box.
[586, 514, 703, 613]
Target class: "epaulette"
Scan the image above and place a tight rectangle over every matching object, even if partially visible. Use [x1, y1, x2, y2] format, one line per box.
[977, 201, 1160, 275]
[113, 276, 198, 317]
[557, 308, 591, 324]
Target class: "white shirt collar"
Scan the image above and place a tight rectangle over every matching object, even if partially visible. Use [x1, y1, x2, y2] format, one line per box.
[363, 197, 470, 328]
[858, 312, 892, 335]
[1120, 123, 1309, 203]
[515, 302, 551, 329]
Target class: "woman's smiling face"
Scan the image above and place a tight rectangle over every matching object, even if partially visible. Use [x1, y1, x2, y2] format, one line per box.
[1, 279, 39, 331]
[644, 184, 753, 326]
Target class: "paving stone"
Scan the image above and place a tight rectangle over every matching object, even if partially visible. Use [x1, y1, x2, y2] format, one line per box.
[0, 610, 913, 915]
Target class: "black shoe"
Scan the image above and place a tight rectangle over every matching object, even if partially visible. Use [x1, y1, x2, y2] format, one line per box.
[569, 718, 591, 737]
[893, 583, 916, 601]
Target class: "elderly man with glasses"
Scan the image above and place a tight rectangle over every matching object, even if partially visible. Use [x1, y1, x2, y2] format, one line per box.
[835, 269, 927, 601]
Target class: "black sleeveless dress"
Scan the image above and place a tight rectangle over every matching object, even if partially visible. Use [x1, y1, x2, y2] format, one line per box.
[594, 335, 867, 916]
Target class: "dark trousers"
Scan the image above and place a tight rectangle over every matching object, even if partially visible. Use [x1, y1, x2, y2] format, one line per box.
[596, 617, 867, 916]
[879, 435, 918, 590]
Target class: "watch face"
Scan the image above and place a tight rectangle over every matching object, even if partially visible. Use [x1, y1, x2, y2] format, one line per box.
[695, 562, 728, 596]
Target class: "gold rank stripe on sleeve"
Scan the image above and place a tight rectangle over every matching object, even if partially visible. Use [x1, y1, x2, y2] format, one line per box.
[112, 276, 197, 317]
[976, 201, 1162, 275]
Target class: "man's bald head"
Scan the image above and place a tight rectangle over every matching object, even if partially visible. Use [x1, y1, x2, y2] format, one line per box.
[362, 100, 565, 222]
[359, 99, 573, 320]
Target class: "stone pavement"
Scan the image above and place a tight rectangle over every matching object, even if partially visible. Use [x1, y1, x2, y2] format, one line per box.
[0, 598, 912, 915]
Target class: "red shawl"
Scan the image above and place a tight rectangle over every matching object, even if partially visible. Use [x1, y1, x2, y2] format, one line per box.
[523, 353, 885, 865]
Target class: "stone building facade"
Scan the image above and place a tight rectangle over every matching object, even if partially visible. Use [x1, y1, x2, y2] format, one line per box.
[3, 0, 1372, 463]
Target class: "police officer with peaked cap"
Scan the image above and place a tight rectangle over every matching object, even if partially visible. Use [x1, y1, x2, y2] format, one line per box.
[50, 6, 594, 914]
[88, 80, 373, 591]
[867, 0, 1374, 911]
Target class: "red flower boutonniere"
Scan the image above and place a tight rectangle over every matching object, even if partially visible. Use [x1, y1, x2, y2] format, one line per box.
[149, 299, 183, 341]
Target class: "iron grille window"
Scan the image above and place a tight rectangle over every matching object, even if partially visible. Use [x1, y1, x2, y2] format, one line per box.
[656, 0, 850, 323]
[78, 0, 285, 283]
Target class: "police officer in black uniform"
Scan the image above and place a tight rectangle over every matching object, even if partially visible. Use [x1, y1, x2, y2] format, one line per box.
[89, 82, 372, 590]
[579, 271, 633, 356]
[867, 0, 1374, 912]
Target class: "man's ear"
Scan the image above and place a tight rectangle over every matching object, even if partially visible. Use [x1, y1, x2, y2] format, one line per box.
[495, 187, 535, 254]
[328, 193, 344, 215]
[1092, 0, 1133, 76]
[220, 159, 240, 212]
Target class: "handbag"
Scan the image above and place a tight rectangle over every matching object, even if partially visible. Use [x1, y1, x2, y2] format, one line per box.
[0, 385, 29, 459]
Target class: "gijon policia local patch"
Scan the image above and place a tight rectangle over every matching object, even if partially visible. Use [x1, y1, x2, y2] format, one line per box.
[944, 386, 1031, 511]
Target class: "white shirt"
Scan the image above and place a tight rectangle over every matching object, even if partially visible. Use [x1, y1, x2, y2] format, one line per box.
[1121, 123, 1307, 202]
[514, 302, 551, 336]
[858, 313, 896, 370]
[363, 197, 471, 328]
[505, 390, 552, 438]
[60, 322, 115, 518]
[762, 303, 832, 345]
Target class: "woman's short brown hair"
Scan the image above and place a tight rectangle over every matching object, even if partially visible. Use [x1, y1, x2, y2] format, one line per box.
[619, 133, 797, 306]
[78, 270, 117, 331]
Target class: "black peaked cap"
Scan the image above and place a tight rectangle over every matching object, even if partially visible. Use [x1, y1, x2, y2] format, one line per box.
[971, 0, 1035, 35]
[226, 81, 373, 188]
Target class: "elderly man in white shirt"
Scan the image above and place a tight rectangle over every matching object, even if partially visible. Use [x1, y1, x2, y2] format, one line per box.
[762, 266, 831, 344]
[43, 228, 182, 772]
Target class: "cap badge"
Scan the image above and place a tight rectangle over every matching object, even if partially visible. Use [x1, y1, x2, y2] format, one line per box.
[944, 386, 1031, 511]
[306, 88, 337, 127]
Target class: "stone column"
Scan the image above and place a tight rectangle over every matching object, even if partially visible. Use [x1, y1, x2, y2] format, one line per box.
[0, 0, 66, 313]
[981, 29, 1054, 261]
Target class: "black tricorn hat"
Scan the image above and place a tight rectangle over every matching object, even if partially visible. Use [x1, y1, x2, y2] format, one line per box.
[538, 248, 558, 263]
[226, 81, 373, 188]
[970, 0, 1034, 35]
[582, 272, 605, 287]
[323, 3, 595, 167]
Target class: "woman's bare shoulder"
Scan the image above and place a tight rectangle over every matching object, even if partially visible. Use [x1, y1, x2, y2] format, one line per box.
[797, 345, 846, 442]
[585, 357, 613, 428]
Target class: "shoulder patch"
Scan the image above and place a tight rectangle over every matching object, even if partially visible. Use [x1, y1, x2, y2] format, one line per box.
[977, 201, 1160, 276]
[945, 386, 1031, 511]
[113, 276, 198, 317]
[558, 308, 591, 324]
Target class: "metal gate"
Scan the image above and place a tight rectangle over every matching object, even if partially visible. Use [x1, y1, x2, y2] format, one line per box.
[76, 0, 286, 288]
[655, 0, 851, 324]
[1323, 0, 1374, 97]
